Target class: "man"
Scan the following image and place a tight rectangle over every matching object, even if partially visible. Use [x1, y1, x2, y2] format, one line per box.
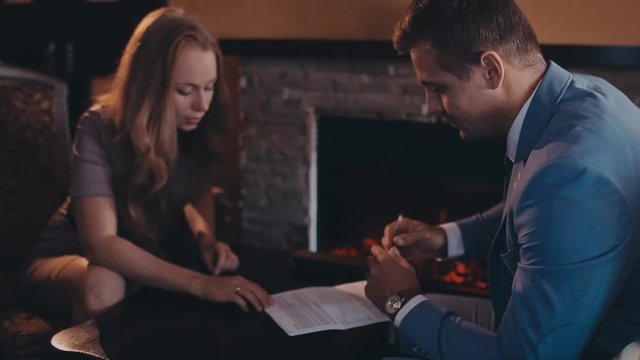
[364, 0, 640, 359]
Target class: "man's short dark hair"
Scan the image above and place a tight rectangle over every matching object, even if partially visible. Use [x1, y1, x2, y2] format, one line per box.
[394, 0, 543, 78]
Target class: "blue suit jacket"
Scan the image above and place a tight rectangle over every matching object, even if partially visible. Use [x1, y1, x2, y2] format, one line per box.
[399, 62, 640, 359]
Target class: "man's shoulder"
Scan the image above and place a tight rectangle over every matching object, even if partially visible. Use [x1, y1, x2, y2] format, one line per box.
[563, 71, 638, 115]
[540, 72, 640, 148]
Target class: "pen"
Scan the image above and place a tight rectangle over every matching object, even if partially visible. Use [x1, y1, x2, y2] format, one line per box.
[396, 212, 404, 242]
[394, 213, 404, 248]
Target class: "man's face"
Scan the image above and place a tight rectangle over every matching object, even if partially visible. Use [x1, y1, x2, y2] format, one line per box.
[410, 43, 503, 142]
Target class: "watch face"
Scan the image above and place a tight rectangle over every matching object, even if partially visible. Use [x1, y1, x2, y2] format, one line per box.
[384, 294, 402, 315]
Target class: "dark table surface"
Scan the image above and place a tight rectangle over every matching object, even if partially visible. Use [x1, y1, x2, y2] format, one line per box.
[94, 246, 400, 360]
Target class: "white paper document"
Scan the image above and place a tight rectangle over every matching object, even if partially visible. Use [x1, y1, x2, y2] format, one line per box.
[265, 280, 389, 336]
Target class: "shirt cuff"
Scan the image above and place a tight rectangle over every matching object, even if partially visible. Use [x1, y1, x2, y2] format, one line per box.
[439, 222, 464, 258]
[394, 294, 427, 327]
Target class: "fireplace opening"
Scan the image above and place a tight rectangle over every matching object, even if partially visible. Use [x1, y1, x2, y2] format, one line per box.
[312, 115, 506, 295]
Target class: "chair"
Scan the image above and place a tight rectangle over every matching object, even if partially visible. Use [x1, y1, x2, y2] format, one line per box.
[0, 62, 70, 359]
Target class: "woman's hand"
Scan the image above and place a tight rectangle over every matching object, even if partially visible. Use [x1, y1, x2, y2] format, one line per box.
[201, 241, 240, 275]
[190, 274, 274, 312]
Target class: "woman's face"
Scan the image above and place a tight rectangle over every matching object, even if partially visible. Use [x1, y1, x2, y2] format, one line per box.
[172, 45, 217, 132]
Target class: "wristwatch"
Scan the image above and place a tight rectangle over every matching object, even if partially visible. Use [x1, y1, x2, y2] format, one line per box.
[383, 287, 421, 320]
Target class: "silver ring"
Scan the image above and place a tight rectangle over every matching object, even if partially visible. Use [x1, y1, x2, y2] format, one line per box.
[235, 287, 241, 294]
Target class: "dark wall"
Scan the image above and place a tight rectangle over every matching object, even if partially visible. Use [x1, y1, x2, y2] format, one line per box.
[0, 0, 166, 129]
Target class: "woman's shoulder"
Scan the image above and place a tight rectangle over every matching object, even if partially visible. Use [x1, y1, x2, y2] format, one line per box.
[76, 105, 115, 136]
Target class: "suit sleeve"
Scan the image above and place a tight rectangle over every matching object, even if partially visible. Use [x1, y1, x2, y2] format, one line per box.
[398, 161, 633, 359]
[456, 203, 503, 259]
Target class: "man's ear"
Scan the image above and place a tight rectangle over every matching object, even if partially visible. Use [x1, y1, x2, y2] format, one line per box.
[478, 51, 504, 90]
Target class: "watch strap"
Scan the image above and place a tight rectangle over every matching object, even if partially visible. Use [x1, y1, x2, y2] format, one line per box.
[389, 287, 421, 320]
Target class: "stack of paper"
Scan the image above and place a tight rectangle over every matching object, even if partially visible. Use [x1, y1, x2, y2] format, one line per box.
[265, 281, 389, 336]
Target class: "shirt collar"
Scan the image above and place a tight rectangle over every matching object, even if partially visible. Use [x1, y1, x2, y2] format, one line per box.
[506, 82, 541, 162]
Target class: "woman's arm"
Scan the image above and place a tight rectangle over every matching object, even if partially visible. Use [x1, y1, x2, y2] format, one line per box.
[184, 188, 239, 275]
[184, 187, 216, 243]
[75, 196, 270, 311]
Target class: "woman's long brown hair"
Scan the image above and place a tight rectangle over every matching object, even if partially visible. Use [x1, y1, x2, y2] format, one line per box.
[100, 7, 228, 243]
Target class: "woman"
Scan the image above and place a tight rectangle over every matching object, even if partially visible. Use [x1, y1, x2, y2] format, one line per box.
[23, 7, 272, 325]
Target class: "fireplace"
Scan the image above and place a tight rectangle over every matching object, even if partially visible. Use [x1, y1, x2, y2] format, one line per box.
[311, 114, 505, 252]
[308, 114, 504, 295]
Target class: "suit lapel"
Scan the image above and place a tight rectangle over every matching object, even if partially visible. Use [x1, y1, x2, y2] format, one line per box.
[514, 62, 572, 164]
[488, 62, 574, 325]
[499, 61, 573, 223]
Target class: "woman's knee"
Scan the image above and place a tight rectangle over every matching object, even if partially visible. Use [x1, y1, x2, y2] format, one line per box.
[84, 264, 126, 315]
[23, 255, 89, 313]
